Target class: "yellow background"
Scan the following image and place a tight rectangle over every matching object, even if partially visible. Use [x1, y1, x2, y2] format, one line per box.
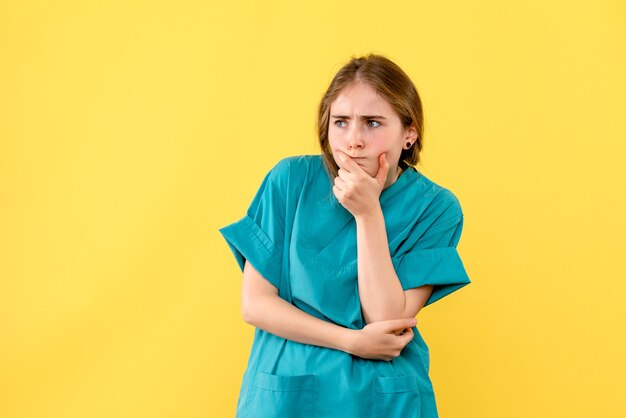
[1, 1, 625, 417]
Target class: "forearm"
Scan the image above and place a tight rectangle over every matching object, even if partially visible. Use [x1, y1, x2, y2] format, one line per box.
[246, 293, 357, 354]
[355, 204, 406, 323]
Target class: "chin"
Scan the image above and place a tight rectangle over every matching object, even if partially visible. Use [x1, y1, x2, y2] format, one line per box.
[361, 164, 376, 177]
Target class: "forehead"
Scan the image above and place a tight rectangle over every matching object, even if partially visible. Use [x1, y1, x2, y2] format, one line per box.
[330, 81, 394, 115]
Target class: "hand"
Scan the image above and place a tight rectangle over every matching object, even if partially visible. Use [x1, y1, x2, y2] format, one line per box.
[332, 150, 390, 218]
[347, 318, 417, 362]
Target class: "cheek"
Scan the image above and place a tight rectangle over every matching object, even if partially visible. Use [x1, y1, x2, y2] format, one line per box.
[369, 143, 390, 157]
[327, 145, 342, 167]
[327, 137, 342, 158]
[328, 130, 343, 145]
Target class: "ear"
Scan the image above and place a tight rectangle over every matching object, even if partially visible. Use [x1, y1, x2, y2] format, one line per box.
[405, 124, 418, 142]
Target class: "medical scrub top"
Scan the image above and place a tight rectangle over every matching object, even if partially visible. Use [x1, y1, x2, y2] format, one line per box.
[218, 154, 471, 418]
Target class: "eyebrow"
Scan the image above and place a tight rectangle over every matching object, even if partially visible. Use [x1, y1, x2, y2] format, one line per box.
[330, 114, 387, 120]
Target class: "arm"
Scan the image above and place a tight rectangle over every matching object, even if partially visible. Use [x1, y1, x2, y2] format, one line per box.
[355, 204, 433, 323]
[241, 260, 356, 353]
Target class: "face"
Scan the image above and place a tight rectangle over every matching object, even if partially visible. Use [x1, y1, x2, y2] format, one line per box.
[328, 80, 416, 184]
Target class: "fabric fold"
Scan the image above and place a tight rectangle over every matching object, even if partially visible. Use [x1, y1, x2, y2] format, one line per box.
[219, 214, 283, 290]
[392, 246, 471, 307]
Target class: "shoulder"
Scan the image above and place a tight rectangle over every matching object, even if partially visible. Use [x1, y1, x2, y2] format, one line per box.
[270, 154, 316, 176]
[266, 154, 320, 192]
[416, 173, 464, 226]
[434, 188, 463, 218]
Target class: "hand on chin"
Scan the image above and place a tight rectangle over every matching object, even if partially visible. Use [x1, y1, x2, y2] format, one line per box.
[338, 154, 372, 176]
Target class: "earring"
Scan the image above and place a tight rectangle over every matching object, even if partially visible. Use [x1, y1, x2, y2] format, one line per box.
[405, 141, 412, 149]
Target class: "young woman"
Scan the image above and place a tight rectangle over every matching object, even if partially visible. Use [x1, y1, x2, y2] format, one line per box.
[219, 53, 471, 418]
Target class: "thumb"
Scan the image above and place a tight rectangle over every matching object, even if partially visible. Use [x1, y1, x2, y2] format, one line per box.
[374, 153, 389, 185]
[400, 327, 415, 344]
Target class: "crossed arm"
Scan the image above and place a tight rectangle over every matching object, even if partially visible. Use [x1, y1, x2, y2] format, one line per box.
[241, 259, 357, 353]
[241, 205, 433, 352]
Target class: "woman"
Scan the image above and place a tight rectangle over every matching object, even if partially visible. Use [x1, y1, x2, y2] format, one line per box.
[219, 53, 471, 418]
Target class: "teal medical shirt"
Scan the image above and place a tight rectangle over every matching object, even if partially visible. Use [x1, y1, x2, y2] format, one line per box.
[219, 154, 471, 418]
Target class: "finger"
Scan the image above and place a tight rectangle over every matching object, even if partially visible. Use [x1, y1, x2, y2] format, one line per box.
[332, 185, 343, 200]
[392, 328, 406, 336]
[374, 153, 390, 185]
[384, 318, 417, 332]
[396, 326, 413, 336]
[337, 168, 355, 182]
[338, 166, 359, 179]
[401, 329, 414, 345]
[336, 150, 363, 174]
[333, 175, 346, 191]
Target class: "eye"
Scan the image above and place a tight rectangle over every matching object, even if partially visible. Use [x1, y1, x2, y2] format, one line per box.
[368, 120, 381, 128]
[334, 120, 347, 128]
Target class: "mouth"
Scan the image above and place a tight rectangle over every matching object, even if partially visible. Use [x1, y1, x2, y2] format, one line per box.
[350, 157, 366, 164]
[336, 152, 367, 166]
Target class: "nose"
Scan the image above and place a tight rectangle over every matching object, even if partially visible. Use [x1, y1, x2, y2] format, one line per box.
[347, 127, 364, 150]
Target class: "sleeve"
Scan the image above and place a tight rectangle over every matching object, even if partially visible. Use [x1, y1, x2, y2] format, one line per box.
[217, 160, 288, 290]
[391, 193, 471, 307]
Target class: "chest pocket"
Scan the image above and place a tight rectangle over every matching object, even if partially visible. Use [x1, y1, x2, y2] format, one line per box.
[374, 374, 421, 418]
[248, 371, 316, 418]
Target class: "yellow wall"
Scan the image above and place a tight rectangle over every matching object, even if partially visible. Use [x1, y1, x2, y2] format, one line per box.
[1, 1, 625, 417]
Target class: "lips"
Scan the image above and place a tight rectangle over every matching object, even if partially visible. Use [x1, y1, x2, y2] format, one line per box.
[337, 153, 367, 166]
